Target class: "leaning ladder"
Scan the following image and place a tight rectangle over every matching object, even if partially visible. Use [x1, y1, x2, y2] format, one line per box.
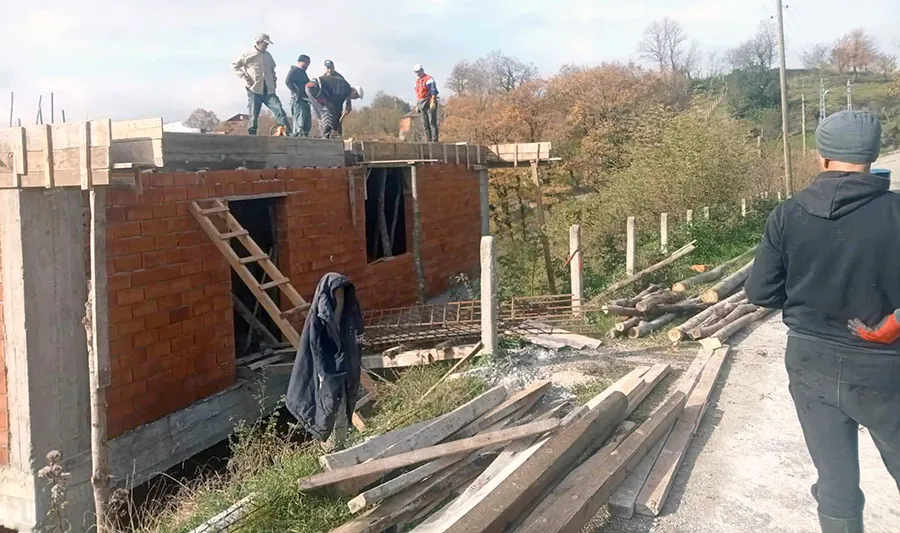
[190, 198, 310, 347]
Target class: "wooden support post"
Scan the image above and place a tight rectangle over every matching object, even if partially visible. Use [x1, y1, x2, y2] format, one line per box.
[569, 225, 583, 318]
[626, 216, 636, 277]
[410, 164, 426, 304]
[481, 236, 498, 356]
[686, 209, 693, 223]
[703, 206, 710, 220]
[86, 187, 112, 532]
[660, 213, 668, 254]
[531, 161, 556, 293]
[778, 191, 783, 201]
[741, 198, 747, 217]
[478, 168, 490, 236]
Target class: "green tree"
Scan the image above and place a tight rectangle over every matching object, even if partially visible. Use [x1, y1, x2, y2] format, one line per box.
[725, 68, 780, 119]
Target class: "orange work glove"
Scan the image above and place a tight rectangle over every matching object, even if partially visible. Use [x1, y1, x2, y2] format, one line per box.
[848, 310, 900, 344]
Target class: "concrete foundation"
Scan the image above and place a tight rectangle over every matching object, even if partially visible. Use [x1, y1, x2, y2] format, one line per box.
[0, 188, 93, 532]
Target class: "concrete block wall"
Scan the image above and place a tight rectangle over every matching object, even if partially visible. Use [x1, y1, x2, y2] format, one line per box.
[103, 163, 480, 438]
[0, 239, 7, 466]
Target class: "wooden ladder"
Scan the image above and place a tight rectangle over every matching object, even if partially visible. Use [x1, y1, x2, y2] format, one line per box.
[190, 198, 310, 347]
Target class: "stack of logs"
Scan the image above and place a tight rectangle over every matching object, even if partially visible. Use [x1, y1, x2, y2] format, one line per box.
[603, 248, 773, 347]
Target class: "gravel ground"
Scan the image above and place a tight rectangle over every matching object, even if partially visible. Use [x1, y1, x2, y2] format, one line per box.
[597, 314, 900, 533]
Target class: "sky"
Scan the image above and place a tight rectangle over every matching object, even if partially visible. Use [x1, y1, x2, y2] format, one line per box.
[0, 0, 897, 125]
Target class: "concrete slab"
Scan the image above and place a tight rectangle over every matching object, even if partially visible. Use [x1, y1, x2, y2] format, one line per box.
[599, 315, 900, 533]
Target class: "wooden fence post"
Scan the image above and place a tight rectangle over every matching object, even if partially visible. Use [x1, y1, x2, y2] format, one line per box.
[741, 199, 747, 217]
[531, 161, 556, 294]
[660, 213, 669, 254]
[703, 207, 710, 220]
[626, 216, 636, 277]
[686, 209, 693, 223]
[777, 191, 783, 201]
[569, 225, 583, 318]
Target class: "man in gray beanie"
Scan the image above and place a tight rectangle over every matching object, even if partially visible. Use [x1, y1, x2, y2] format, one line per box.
[747, 110, 899, 533]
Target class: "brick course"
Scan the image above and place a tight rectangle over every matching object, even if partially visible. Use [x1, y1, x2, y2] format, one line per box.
[102, 163, 479, 437]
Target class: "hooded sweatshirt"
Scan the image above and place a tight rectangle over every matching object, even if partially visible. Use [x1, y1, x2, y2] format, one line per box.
[286, 273, 364, 440]
[746, 171, 900, 351]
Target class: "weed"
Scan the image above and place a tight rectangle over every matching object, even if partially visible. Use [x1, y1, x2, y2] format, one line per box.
[37, 450, 71, 533]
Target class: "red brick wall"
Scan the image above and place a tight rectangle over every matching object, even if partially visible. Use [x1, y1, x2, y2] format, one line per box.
[104, 163, 479, 437]
[0, 238, 8, 465]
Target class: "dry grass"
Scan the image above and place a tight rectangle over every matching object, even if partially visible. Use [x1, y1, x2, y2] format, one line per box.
[136, 366, 488, 533]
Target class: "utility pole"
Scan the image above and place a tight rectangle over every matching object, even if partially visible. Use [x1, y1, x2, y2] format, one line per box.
[846, 78, 853, 110]
[801, 94, 807, 152]
[776, 0, 793, 196]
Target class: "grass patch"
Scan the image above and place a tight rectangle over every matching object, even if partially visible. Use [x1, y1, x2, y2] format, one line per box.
[569, 359, 635, 405]
[137, 367, 488, 533]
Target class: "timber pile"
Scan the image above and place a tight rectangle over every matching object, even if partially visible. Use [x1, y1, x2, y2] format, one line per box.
[602, 285, 710, 340]
[293, 364, 682, 533]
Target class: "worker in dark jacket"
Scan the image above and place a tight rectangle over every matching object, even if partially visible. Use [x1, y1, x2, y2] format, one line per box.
[745, 110, 900, 533]
[305, 75, 363, 139]
[286, 273, 363, 445]
[285, 54, 312, 137]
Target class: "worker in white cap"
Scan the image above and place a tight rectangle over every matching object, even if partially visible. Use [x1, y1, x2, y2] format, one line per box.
[414, 64, 440, 142]
[231, 33, 290, 135]
[305, 74, 363, 139]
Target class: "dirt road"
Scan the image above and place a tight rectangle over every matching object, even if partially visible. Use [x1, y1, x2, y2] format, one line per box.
[600, 314, 900, 533]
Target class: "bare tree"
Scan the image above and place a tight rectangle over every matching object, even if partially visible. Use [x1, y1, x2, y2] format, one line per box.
[707, 51, 725, 78]
[751, 21, 777, 70]
[638, 17, 691, 73]
[802, 43, 832, 71]
[831, 29, 879, 75]
[184, 108, 220, 132]
[448, 52, 538, 95]
[874, 53, 898, 79]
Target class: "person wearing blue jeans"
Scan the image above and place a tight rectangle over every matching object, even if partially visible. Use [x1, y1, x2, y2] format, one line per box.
[232, 33, 290, 135]
[286, 54, 312, 137]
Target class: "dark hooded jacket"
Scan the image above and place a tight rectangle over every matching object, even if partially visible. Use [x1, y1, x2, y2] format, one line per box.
[286, 273, 364, 440]
[746, 171, 900, 351]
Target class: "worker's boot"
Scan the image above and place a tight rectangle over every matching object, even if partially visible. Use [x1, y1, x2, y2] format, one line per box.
[818, 513, 863, 533]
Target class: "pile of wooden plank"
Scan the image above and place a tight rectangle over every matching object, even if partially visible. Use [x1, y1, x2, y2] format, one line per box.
[296, 362, 685, 533]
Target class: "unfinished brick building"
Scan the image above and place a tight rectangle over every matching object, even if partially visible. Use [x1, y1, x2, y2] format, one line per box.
[0, 118, 551, 532]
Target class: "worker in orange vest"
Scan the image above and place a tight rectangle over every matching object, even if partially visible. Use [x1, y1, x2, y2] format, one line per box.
[414, 64, 439, 142]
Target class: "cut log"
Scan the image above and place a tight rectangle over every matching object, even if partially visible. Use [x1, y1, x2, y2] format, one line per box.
[589, 242, 697, 304]
[650, 300, 709, 315]
[332, 387, 506, 495]
[689, 303, 758, 340]
[512, 391, 687, 533]
[635, 292, 685, 313]
[441, 393, 629, 533]
[298, 419, 559, 492]
[601, 305, 640, 316]
[700, 307, 773, 350]
[635, 347, 731, 516]
[615, 316, 643, 333]
[629, 313, 678, 339]
[700, 260, 754, 303]
[672, 247, 757, 292]
[667, 290, 747, 342]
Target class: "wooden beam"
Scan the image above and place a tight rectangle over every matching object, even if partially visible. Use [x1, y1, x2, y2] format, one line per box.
[442, 393, 628, 533]
[320, 418, 437, 471]
[513, 392, 686, 533]
[635, 346, 731, 516]
[297, 419, 560, 492]
[332, 386, 507, 495]
[361, 344, 478, 370]
[422, 343, 483, 399]
[607, 426, 672, 518]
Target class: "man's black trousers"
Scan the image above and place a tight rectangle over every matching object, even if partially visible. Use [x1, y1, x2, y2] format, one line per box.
[786, 334, 900, 519]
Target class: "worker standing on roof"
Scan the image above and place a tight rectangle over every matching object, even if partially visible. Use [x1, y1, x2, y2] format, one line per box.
[746, 110, 900, 533]
[286, 54, 312, 137]
[414, 64, 439, 142]
[323, 59, 344, 79]
[305, 75, 363, 139]
[231, 33, 290, 136]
